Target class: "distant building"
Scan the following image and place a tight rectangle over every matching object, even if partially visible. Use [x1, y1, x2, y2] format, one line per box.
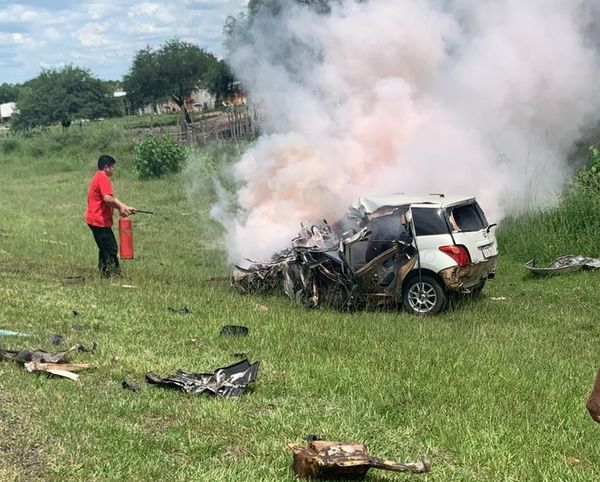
[0, 102, 17, 122]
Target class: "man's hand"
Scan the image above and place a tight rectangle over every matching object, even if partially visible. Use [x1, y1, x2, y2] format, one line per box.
[119, 206, 136, 217]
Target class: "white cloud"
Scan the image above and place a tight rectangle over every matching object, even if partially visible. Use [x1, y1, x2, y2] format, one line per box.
[44, 27, 61, 41]
[128, 2, 174, 23]
[72, 22, 113, 47]
[0, 32, 36, 47]
[0, 5, 40, 23]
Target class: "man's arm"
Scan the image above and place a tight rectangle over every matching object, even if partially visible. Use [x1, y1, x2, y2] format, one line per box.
[103, 194, 136, 216]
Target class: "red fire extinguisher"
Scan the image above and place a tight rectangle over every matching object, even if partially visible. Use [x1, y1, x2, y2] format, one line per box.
[119, 216, 134, 259]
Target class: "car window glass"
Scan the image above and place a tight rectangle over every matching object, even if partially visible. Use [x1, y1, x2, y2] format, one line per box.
[449, 203, 487, 232]
[411, 207, 449, 236]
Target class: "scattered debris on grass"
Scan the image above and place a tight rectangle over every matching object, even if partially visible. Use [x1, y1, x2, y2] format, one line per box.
[526, 255, 600, 276]
[586, 366, 600, 423]
[491, 297, 507, 301]
[0, 329, 32, 338]
[62, 276, 85, 285]
[167, 306, 191, 315]
[304, 434, 322, 442]
[72, 324, 87, 332]
[146, 359, 259, 398]
[50, 334, 63, 345]
[121, 284, 136, 289]
[0, 344, 94, 381]
[122, 379, 140, 392]
[291, 440, 430, 479]
[72, 310, 79, 317]
[220, 325, 249, 336]
[255, 304, 269, 312]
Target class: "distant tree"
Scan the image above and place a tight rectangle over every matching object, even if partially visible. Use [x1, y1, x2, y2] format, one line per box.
[203, 59, 236, 104]
[11, 66, 120, 130]
[0, 83, 21, 104]
[123, 46, 162, 112]
[124, 40, 225, 132]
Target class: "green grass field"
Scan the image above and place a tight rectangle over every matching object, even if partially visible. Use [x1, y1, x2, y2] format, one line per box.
[1, 124, 600, 481]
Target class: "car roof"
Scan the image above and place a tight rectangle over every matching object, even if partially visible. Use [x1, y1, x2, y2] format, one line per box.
[353, 194, 476, 213]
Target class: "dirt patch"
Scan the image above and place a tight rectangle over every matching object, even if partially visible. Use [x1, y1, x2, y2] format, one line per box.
[0, 391, 47, 481]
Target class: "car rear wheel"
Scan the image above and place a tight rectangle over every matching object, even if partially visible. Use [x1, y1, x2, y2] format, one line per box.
[403, 274, 447, 315]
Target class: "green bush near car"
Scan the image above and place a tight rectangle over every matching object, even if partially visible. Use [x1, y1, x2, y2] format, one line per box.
[133, 134, 186, 179]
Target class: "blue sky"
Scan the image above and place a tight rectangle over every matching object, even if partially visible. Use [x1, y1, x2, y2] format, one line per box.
[0, 0, 248, 84]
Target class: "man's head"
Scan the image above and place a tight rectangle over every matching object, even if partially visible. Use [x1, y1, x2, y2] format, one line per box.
[98, 154, 116, 177]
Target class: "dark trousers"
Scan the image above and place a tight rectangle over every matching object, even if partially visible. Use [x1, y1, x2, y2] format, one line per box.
[88, 224, 120, 277]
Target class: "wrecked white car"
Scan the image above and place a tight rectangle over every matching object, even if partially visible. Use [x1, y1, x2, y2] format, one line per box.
[232, 194, 498, 315]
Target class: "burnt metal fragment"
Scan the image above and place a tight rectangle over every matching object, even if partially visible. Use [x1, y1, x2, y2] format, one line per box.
[526, 255, 600, 276]
[0, 344, 82, 364]
[220, 325, 249, 336]
[292, 440, 430, 480]
[0, 344, 94, 381]
[146, 359, 259, 398]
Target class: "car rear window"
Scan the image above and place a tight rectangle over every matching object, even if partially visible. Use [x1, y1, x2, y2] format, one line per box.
[448, 202, 488, 232]
[411, 207, 450, 236]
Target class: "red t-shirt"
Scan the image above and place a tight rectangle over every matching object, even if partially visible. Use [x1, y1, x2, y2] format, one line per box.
[85, 171, 114, 227]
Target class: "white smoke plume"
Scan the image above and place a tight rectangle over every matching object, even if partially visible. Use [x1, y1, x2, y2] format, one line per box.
[219, 0, 600, 263]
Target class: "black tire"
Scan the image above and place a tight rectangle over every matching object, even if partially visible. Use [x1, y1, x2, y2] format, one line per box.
[403, 274, 447, 315]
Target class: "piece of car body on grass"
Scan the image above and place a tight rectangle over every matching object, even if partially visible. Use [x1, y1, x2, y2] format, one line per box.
[232, 194, 498, 315]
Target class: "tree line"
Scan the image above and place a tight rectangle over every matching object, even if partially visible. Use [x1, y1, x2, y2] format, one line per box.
[2, 0, 339, 131]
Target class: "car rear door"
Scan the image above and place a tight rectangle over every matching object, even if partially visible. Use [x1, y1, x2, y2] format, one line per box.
[446, 202, 497, 263]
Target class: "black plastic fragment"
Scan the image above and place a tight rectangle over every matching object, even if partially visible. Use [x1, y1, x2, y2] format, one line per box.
[122, 380, 140, 392]
[304, 434, 322, 442]
[50, 334, 63, 345]
[220, 325, 249, 336]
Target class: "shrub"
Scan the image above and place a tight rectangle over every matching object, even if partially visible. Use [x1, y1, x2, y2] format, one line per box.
[133, 134, 186, 179]
[1, 138, 20, 154]
[573, 145, 600, 193]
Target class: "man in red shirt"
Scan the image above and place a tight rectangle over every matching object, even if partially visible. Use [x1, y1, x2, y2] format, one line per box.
[86, 155, 136, 277]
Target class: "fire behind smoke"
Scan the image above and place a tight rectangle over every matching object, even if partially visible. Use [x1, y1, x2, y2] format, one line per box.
[215, 0, 600, 263]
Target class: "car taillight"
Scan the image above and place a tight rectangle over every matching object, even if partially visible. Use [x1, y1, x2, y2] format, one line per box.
[439, 245, 471, 267]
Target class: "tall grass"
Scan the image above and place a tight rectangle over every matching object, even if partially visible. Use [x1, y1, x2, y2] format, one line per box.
[0, 122, 134, 176]
[499, 149, 600, 263]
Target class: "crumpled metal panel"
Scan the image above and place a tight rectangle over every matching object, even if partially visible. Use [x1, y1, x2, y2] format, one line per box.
[525, 255, 600, 275]
[0, 344, 85, 364]
[292, 440, 430, 479]
[146, 359, 259, 398]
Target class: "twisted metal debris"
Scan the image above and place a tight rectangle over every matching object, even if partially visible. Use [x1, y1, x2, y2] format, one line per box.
[232, 206, 417, 309]
[525, 255, 600, 275]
